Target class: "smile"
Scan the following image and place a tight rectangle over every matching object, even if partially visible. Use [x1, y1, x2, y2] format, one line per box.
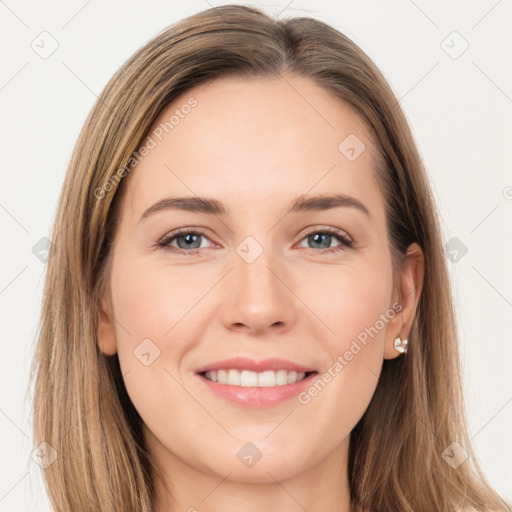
[202, 369, 314, 387]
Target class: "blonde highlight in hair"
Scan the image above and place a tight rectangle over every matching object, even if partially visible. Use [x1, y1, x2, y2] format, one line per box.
[31, 5, 508, 511]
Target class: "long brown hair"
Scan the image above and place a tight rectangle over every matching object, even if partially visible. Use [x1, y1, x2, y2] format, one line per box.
[31, 5, 509, 511]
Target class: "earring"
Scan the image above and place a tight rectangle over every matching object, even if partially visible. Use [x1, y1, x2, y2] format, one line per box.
[394, 336, 408, 354]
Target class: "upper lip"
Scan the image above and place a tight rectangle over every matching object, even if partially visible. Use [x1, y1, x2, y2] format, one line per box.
[195, 357, 317, 374]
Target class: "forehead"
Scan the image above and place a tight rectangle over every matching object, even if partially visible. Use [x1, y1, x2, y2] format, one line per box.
[121, 75, 384, 222]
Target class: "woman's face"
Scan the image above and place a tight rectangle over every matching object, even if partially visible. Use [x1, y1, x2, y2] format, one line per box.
[98, 75, 421, 488]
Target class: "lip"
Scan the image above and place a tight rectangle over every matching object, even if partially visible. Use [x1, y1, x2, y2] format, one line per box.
[196, 371, 318, 408]
[195, 357, 316, 374]
[194, 357, 318, 408]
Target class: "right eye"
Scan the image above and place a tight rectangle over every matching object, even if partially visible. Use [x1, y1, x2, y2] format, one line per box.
[157, 228, 217, 255]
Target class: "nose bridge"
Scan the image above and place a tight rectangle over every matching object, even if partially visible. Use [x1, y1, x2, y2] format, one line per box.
[221, 235, 296, 333]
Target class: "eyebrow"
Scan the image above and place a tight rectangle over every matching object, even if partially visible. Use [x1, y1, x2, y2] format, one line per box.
[138, 193, 370, 223]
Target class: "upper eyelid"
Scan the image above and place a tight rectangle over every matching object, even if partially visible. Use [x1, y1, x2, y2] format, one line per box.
[159, 227, 218, 246]
[301, 225, 351, 241]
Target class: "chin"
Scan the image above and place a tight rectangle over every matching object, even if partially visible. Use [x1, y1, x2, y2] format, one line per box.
[222, 458, 306, 484]
[201, 439, 317, 484]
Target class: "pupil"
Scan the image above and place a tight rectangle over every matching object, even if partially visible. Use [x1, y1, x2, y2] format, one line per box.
[178, 233, 200, 249]
[311, 233, 330, 249]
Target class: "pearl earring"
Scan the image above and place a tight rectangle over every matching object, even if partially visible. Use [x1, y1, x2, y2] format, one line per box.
[394, 336, 408, 354]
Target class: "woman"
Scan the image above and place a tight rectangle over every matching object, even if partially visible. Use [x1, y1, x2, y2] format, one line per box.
[31, 4, 509, 511]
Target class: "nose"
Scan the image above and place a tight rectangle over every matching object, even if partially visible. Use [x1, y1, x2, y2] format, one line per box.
[221, 246, 297, 336]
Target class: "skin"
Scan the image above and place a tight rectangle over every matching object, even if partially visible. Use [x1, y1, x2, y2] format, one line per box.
[98, 75, 424, 512]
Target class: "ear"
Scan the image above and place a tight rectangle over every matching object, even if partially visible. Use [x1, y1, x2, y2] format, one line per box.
[384, 242, 425, 360]
[97, 295, 118, 356]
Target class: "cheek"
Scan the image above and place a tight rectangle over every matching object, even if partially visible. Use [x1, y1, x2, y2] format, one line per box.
[295, 263, 392, 427]
[332, 275, 390, 355]
[107, 253, 204, 422]
[107, 255, 205, 439]
[110, 254, 204, 346]
[303, 259, 392, 357]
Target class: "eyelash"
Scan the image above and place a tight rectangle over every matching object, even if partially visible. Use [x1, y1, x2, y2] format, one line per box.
[157, 226, 354, 256]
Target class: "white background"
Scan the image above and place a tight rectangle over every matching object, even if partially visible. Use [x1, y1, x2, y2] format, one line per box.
[1, 0, 511, 509]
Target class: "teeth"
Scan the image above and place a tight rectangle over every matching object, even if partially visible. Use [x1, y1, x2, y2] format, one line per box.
[204, 369, 308, 387]
[241, 369, 258, 387]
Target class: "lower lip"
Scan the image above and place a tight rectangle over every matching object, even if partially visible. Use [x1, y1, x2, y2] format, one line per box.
[196, 372, 318, 407]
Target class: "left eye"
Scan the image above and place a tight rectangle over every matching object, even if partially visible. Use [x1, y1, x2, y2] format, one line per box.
[298, 228, 353, 253]
[157, 227, 353, 255]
